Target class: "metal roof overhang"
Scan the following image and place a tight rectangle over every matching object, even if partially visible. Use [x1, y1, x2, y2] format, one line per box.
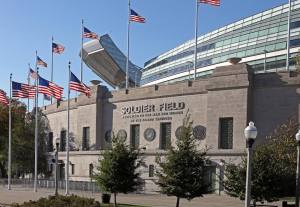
[81, 39, 126, 89]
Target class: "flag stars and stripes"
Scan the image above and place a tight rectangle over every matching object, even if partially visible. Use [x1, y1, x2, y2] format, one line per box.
[39, 76, 64, 100]
[199, 0, 220, 6]
[0, 89, 9, 105]
[52, 43, 65, 54]
[70, 72, 91, 98]
[37, 56, 47, 67]
[84, 27, 99, 39]
[30, 68, 39, 79]
[130, 9, 146, 23]
[12, 81, 36, 99]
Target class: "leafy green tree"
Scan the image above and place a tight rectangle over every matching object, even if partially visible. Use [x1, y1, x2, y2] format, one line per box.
[222, 117, 299, 206]
[93, 133, 142, 207]
[155, 114, 211, 207]
[0, 99, 51, 178]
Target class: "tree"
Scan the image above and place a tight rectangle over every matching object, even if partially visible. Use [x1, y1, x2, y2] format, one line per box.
[0, 99, 51, 178]
[155, 114, 211, 207]
[222, 117, 299, 206]
[93, 133, 142, 207]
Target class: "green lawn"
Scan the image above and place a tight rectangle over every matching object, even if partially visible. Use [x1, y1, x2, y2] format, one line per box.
[101, 204, 151, 207]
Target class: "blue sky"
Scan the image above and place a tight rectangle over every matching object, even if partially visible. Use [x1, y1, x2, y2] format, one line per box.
[0, 0, 290, 108]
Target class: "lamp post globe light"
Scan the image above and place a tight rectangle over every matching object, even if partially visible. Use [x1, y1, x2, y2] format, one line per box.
[244, 121, 258, 207]
[295, 130, 300, 207]
[55, 135, 60, 196]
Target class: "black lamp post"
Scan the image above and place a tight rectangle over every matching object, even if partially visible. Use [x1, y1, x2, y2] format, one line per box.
[54, 135, 60, 196]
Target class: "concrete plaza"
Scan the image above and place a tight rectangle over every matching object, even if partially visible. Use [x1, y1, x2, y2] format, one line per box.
[0, 186, 286, 207]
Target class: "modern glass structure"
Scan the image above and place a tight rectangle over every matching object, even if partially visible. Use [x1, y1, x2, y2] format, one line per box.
[141, 0, 300, 86]
[82, 34, 142, 89]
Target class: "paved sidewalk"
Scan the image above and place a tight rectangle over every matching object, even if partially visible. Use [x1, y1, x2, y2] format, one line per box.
[0, 186, 285, 207]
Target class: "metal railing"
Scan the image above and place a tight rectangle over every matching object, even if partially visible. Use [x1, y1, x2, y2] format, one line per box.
[2, 178, 102, 194]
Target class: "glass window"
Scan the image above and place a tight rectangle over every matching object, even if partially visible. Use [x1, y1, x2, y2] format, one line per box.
[61, 131, 66, 152]
[72, 164, 75, 175]
[219, 55, 228, 62]
[89, 164, 93, 177]
[212, 57, 220, 64]
[291, 39, 300, 47]
[265, 44, 275, 52]
[231, 36, 240, 43]
[131, 125, 140, 149]
[291, 21, 300, 30]
[228, 53, 237, 58]
[220, 118, 233, 149]
[255, 46, 265, 54]
[259, 29, 268, 36]
[275, 42, 286, 50]
[240, 34, 249, 41]
[216, 41, 223, 47]
[269, 27, 279, 34]
[246, 49, 255, 56]
[149, 165, 154, 177]
[237, 51, 246, 57]
[249, 32, 258, 39]
[161, 123, 171, 150]
[49, 132, 53, 152]
[83, 127, 90, 150]
[223, 39, 231, 46]
[279, 25, 287, 32]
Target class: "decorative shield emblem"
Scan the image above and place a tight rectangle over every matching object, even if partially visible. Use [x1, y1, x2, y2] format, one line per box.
[117, 129, 127, 142]
[105, 130, 112, 143]
[144, 128, 156, 141]
[175, 126, 183, 140]
[193, 125, 206, 140]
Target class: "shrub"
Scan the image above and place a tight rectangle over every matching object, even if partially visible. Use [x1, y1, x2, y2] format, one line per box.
[10, 194, 101, 207]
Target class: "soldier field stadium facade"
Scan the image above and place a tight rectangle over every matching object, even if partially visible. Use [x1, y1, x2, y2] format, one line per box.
[43, 0, 300, 194]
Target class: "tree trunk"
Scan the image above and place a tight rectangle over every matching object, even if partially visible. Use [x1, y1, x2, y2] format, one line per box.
[253, 201, 256, 207]
[176, 197, 180, 207]
[114, 192, 116, 207]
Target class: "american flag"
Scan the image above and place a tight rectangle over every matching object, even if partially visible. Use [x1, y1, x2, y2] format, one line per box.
[84, 27, 99, 39]
[37, 56, 47, 67]
[0, 89, 9, 105]
[39, 76, 64, 100]
[30, 68, 39, 79]
[12, 81, 36, 98]
[130, 9, 146, 23]
[52, 43, 65, 54]
[70, 72, 91, 98]
[44, 94, 51, 101]
[199, 0, 220, 6]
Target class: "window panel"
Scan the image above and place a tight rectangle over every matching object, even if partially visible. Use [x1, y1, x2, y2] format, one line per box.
[246, 49, 255, 56]
[259, 29, 268, 37]
[255, 46, 265, 54]
[49, 132, 53, 152]
[61, 131, 66, 152]
[223, 39, 231, 46]
[237, 51, 246, 57]
[249, 32, 258, 39]
[83, 127, 90, 150]
[265, 44, 275, 52]
[240, 34, 249, 41]
[149, 165, 154, 177]
[275, 42, 286, 50]
[269, 27, 279, 34]
[161, 123, 171, 150]
[279, 25, 287, 32]
[220, 118, 233, 149]
[231, 36, 240, 43]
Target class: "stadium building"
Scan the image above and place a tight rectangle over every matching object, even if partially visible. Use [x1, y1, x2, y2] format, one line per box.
[44, 0, 300, 194]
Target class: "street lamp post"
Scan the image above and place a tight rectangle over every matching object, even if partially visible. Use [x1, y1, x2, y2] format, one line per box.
[295, 130, 300, 207]
[263, 50, 267, 73]
[187, 61, 193, 81]
[133, 71, 137, 88]
[55, 135, 60, 196]
[244, 121, 258, 207]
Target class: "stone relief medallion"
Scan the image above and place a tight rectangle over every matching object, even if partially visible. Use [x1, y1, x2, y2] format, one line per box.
[175, 126, 184, 140]
[193, 125, 206, 140]
[105, 130, 112, 143]
[117, 129, 127, 142]
[144, 128, 156, 141]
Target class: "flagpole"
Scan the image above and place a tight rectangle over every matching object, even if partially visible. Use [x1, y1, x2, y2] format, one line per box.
[8, 73, 12, 190]
[51, 36, 54, 103]
[194, 0, 198, 80]
[80, 20, 84, 82]
[286, 0, 292, 71]
[34, 51, 39, 192]
[66, 62, 71, 195]
[27, 63, 30, 113]
[126, 1, 130, 90]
